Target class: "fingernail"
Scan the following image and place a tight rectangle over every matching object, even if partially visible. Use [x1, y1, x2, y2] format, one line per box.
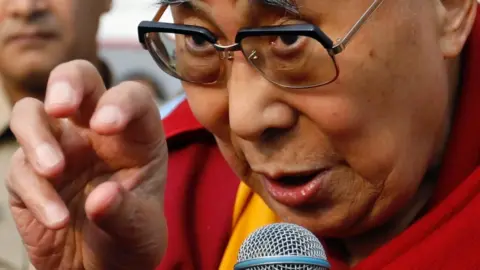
[35, 143, 62, 169]
[44, 203, 68, 227]
[94, 106, 122, 125]
[47, 81, 74, 106]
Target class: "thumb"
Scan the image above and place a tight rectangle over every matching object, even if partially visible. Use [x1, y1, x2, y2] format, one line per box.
[85, 181, 166, 263]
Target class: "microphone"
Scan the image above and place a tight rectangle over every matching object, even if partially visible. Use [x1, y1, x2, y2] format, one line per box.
[234, 223, 331, 270]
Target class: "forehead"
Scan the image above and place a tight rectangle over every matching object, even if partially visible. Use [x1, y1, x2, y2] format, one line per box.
[161, 0, 357, 35]
[160, 0, 361, 21]
[159, 0, 301, 12]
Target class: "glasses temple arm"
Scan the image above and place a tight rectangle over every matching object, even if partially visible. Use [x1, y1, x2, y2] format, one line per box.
[331, 0, 385, 54]
[154, 5, 169, 22]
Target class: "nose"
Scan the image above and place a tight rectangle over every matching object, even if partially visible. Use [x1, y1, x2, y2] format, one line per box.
[228, 61, 298, 142]
[5, 0, 47, 18]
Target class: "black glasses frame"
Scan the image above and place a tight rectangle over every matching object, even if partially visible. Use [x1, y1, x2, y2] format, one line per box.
[138, 0, 385, 89]
[138, 21, 339, 88]
[138, 22, 335, 51]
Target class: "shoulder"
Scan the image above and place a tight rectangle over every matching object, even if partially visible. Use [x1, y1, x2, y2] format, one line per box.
[161, 95, 211, 150]
[159, 97, 241, 269]
[161, 96, 238, 196]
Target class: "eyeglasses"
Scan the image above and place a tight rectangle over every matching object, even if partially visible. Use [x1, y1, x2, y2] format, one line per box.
[138, 0, 385, 89]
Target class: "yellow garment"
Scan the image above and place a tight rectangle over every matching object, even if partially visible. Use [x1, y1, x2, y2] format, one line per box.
[219, 182, 279, 270]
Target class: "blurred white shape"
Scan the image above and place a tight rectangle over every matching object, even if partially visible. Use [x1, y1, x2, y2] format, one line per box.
[161, 7, 174, 23]
[99, 0, 174, 43]
[98, 0, 183, 103]
[159, 94, 186, 119]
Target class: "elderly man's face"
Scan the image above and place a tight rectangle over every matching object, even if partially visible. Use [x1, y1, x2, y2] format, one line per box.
[174, 0, 476, 236]
[0, 0, 110, 88]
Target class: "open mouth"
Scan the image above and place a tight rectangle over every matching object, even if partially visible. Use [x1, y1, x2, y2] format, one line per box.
[262, 169, 330, 207]
[275, 172, 320, 187]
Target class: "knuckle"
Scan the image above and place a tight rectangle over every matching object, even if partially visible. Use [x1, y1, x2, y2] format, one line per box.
[123, 80, 151, 95]
[12, 97, 42, 113]
[49, 60, 96, 81]
[10, 98, 43, 130]
[111, 81, 154, 106]
[50, 61, 76, 76]
[123, 81, 155, 104]
[74, 59, 100, 72]
[71, 59, 95, 68]
[48, 60, 105, 99]
[70, 59, 99, 77]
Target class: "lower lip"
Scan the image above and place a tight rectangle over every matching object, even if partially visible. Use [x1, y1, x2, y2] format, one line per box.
[263, 170, 330, 207]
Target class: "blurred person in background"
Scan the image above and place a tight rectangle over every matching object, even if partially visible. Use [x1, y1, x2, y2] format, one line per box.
[0, 0, 112, 269]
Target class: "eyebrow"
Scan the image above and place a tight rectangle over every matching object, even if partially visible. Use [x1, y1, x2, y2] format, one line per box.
[156, 0, 299, 14]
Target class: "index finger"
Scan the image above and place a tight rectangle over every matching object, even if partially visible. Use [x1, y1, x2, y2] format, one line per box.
[44, 60, 107, 126]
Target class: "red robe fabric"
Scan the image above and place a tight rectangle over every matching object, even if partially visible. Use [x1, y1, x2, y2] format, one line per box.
[158, 7, 480, 270]
[159, 107, 240, 270]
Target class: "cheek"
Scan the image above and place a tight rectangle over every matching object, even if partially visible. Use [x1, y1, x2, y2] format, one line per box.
[56, 1, 99, 53]
[51, 0, 73, 27]
[185, 83, 255, 181]
[48, 3, 75, 46]
[183, 83, 230, 138]
[293, 93, 364, 136]
[295, 29, 449, 188]
[292, 90, 398, 184]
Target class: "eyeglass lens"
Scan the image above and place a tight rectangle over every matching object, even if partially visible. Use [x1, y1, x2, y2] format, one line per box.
[145, 31, 338, 88]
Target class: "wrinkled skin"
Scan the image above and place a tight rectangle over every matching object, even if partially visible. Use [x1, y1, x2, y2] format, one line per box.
[4, 1, 168, 269]
[5, 0, 478, 269]
[177, 0, 477, 261]
[7, 61, 167, 270]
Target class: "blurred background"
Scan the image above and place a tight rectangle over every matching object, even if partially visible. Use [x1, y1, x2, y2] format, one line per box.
[98, 0, 183, 110]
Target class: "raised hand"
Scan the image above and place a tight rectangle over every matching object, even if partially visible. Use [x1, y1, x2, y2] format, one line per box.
[6, 60, 168, 270]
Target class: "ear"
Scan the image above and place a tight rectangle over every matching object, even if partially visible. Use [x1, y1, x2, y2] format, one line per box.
[436, 0, 477, 58]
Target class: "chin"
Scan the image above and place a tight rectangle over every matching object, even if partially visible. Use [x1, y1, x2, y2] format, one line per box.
[259, 190, 383, 238]
[276, 208, 363, 238]
[5, 56, 62, 86]
[23, 55, 62, 72]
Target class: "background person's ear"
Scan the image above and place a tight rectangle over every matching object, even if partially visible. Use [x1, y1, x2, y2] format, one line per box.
[436, 0, 477, 58]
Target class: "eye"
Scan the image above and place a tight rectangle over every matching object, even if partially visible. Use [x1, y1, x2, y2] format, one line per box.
[184, 34, 216, 55]
[185, 35, 209, 50]
[270, 34, 308, 57]
[278, 35, 300, 46]
[190, 35, 208, 46]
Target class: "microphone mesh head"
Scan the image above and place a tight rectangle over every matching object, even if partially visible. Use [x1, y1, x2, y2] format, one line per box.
[237, 223, 328, 270]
